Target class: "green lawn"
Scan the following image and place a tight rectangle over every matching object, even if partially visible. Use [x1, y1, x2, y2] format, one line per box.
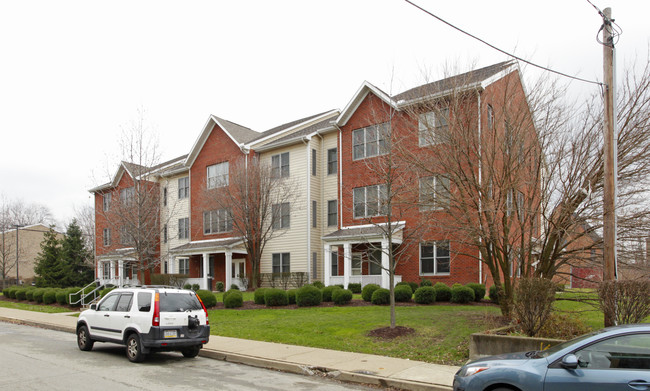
[209, 304, 502, 365]
[0, 299, 72, 314]
[554, 290, 604, 329]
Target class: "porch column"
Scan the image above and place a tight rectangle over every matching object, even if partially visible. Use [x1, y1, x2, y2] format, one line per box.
[323, 244, 331, 286]
[225, 250, 232, 291]
[202, 253, 209, 290]
[110, 260, 116, 283]
[169, 257, 175, 274]
[381, 238, 390, 289]
[97, 261, 102, 280]
[118, 260, 124, 287]
[343, 242, 351, 289]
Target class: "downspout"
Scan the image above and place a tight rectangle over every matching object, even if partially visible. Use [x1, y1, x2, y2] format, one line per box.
[303, 136, 312, 283]
[477, 91, 483, 284]
[316, 130, 325, 282]
[333, 123, 343, 228]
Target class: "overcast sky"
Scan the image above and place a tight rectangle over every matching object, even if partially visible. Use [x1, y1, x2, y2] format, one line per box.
[1, 0, 648, 227]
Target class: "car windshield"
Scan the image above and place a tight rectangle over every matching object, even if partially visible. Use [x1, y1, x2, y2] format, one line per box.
[159, 292, 202, 312]
[535, 329, 603, 358]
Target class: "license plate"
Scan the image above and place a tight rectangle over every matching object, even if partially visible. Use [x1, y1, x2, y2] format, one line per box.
[164, 330, 178, 338]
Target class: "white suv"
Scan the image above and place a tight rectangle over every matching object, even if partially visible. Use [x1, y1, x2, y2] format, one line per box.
[76, 286, 210, 362]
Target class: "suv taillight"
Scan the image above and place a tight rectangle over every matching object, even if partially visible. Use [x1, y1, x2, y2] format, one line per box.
[152, 292, 160, 326]
[195, 293, 209, 325]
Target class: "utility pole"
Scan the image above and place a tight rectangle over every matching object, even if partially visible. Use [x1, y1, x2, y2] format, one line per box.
[602, 6, 617, 327]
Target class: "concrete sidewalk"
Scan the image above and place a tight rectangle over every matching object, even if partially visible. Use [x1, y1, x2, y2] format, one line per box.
[0, 307, 457, 391]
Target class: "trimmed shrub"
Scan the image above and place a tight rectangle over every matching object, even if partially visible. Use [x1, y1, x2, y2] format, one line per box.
[32, 288, 46, 303]
[196, 289, 217, 308]
[192, 284, 200, 292]
[6, 286, 19, 299]
[287, 289, 297, 305]
[514, 278, 556, 337]
[407, 282, 419, 293]
[396, 281, 410, 287]
[332, 289, 353, 305]
[433, 283, 452, 302]
[466, 283, 486, 301]
[223, 289, 243, 308]
[254, 288, 268, 305]
[43, 289, 58, 305]
[100, 287, 115, 298]
[312, 281, 324, 289]
[371, 288, 390, 305]
[394, 284, 413, 302]
[183, 283, 192, 290]
[296, 284, 322, 307]
[420, 279, 432, 287]
[489, 284, 502, 303]
[1, 286, 10, 297]
[347, 283, 362, 294]
[25, 289, 36, 301]
[451, 286, 475, 304]
[230, 284, 240, 291]
[414, 286, 436, 304]
[56, 289, 68, 305]
[322, 285, 341, 302]
[215, 281, 225, 292]
[452, 283, 462, 289]
[362, 283, 380, 302]
[15, 287, 30, 300]
[264, 288, 289, 307]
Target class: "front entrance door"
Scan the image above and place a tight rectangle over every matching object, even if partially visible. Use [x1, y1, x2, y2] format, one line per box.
[231, 259, 246, 290]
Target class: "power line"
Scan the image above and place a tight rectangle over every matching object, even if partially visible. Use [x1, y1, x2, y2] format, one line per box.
[403, 0, 604, 87]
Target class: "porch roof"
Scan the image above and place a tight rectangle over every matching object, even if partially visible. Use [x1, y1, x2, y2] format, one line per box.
[322, 222, 405, 244]
[97, 247, 136, 260]
[169, 237, 246, 256]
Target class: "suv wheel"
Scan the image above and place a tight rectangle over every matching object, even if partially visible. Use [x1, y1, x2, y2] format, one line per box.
[126, 334, 145, 363]
[181, 346, 201, 358]
[77, 325, 94, 351]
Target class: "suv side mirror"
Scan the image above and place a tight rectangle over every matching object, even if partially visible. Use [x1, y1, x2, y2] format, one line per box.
[561, 354, 579, 370]
[90, 304, 97, 310]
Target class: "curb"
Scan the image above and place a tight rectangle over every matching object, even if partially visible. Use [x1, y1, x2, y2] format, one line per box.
[1, 316, 452, 391]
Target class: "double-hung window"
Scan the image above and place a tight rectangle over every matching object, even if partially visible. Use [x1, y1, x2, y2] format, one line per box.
[272, 253, 290, 273]
[272, 202, 290, 229]
[178, 258, 189, 275]
[330, 251, 338, 276]
[327, 148, 337, 175]
[103, 228, 111, 246]
[419, 175, 450, 210]
[353, 184, 387, 218]
[207, 162, 228, 189]
[103, 193, 111, 211]
[120, 187, 134, 204]
[418, 107, 449, 146]
[352, 123, 390, 160]
[420, 241, 450, 275]
[203, 209, 232, 234]
[271, 152, 290, 179]
[327, 200, 337, 227]
[163, 187, 168, 206]
[178, 177, 189, 198]
[178, 217, 189, 239]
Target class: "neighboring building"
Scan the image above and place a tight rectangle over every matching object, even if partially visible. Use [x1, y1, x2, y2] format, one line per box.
[90, 61, 537, 290]
[0, 224, 63, 287]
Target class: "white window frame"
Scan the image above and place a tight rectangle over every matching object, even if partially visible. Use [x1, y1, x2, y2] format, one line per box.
[327, 148, 337, 175]
[272, 202, 290, 229]
[207, 162, 229, 189]
[120, 187, 134, 204]
[330, 251, 338, 276]
[418, 107, 449, 147]
[327, 200, 337, 227]
[203, 209, 232, 235]
[419, 175, 450, 210]
[353, 184, 387, 218]
[178, 258, 189, 275]
[272, 253, 290, 273]
[419, 241, 450, 275]
[178, 177, 189, 199]
[102, 193, 111, 212]
[352, 123, 390, 160]
[271, 152, 290, 179]
[178, 217, 189, 239]
[103, 228, 111, 247]
[351, 253, 362, 276]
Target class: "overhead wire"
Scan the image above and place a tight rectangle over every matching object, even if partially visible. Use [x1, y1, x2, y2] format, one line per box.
[403, 0, 605, 87]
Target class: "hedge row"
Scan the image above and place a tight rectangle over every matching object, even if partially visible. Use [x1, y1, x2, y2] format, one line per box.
[1, 285, 85, 306]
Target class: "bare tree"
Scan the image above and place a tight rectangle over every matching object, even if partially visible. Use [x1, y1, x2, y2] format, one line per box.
[97, 113, 165, 283]
[71, 202, 96, 269]
[203, 155, 299, 288]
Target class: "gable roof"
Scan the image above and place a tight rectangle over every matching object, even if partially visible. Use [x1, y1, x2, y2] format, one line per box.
[393, 61, 516, 104]
[184, 115, 260, 168]
[89, 154, 188, 193]
[250, 110, 339, 151]
[336, 81, 398, 127]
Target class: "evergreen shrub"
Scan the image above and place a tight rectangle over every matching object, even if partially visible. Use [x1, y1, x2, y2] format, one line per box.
[196, 289, 217, 308]
[414, 286, 436, 304]
[254, 288, 268, 305]
[347, 283, 362, 294]
[321, 285, 341, 302]
[264, 288, 289, 307]
[451, 285, 475, 304]
[466, 283, 486, 301]
[371, 288, 390, 305]
[296, 284, 322, 307]
[332, 289, 352, 305]
[224, 289, 243, 308]
[362, 283, 380, 302]
[394, 284, 413, 302]
[433, 283, 452, 302]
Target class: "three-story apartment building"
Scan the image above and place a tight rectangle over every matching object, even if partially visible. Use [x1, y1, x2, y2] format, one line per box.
[92, 60, 536, 291]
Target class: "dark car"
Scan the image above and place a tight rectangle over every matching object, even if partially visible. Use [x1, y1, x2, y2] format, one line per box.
[454, 323, 650, 391]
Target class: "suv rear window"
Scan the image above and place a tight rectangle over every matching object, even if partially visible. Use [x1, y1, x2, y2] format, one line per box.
[138, 292, 152, 312]
[159, 292, 202, 312]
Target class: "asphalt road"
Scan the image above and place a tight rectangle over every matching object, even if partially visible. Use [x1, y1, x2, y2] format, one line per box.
[0, 322, 377, 391]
